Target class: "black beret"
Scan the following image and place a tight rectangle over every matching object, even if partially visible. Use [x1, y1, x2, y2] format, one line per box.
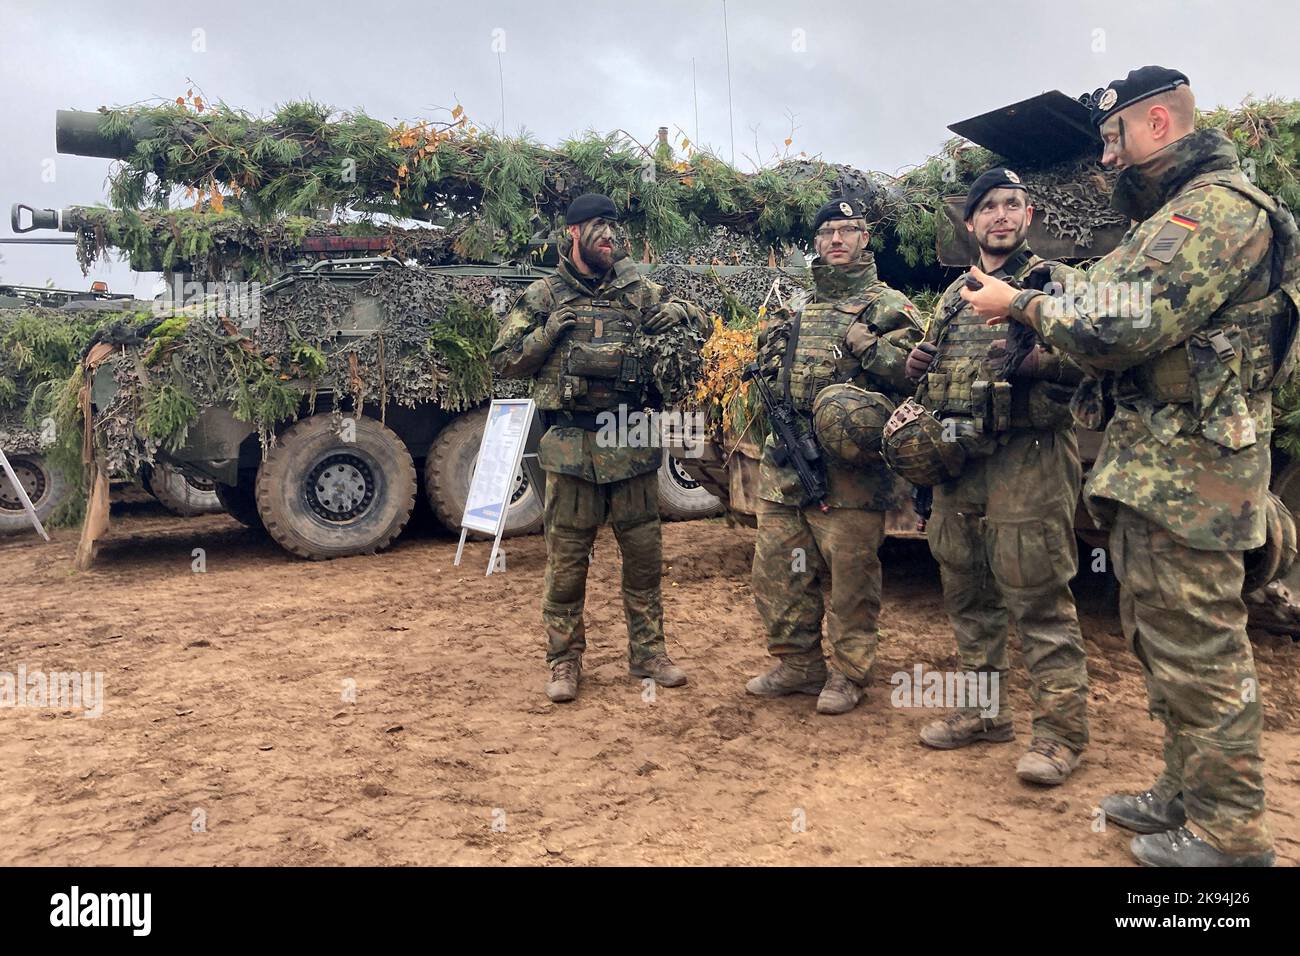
[962, 167, 1027, 221]
[1086, 65, 1189, 128]
[565, 193, 620, 225]
[812, 196, 869, 233]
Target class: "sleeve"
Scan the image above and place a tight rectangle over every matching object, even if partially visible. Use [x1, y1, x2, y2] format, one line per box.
[856, 289, 924, 392]
[1021, 187, 1273, 373]
[489, 283, 553, 379]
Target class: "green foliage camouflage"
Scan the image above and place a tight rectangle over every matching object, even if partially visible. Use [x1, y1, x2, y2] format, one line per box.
[95, 101, 854, 262]
[0, 307, 128, 525]
[87, 267, 506, 478]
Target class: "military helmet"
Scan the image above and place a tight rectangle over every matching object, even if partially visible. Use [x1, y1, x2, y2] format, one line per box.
[880, 398, 967, 487]
[1243, 490, 1298, 593]
[811, 385, 896, 467]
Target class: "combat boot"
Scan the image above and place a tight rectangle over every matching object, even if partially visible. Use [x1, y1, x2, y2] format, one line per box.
[1015, 737, 1081, 785]
[816, 672, 864, 715]
[630, 654, 687, 687]
[1099, 788, 1186, 834]
[546, 658, 581, 703]
[746, 658, 828, 698]
[919, 712, 1015, 750]
[1130, 827, 1275, 868]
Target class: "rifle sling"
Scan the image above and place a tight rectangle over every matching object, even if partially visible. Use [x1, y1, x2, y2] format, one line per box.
[782, 307, 803, 408]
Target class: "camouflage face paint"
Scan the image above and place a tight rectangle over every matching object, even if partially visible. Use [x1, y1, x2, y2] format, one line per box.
[577, 218, 618, 272]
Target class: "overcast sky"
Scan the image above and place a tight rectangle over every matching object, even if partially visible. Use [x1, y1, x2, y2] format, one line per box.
[2, 0, 1297, 291]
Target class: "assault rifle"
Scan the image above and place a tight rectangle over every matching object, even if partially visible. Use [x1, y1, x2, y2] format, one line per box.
[742, 361, 828, 511]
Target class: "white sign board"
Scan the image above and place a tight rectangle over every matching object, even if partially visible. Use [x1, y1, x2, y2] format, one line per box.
[454, 398, 537, 574]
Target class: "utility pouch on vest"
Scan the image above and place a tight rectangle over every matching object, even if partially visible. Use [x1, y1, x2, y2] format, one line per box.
[560, 374, 587, 405]
[991, 381, 1012, 433]
[1188, 330, 1256, 450]
[970, 380, 989, 433]
[567, 342, 627, 379]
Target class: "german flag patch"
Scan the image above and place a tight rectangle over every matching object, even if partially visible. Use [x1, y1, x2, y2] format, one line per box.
[1144, 213, 1199, 263]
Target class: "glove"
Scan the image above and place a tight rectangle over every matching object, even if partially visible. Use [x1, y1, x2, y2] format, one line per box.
[988, 339, 1043, 378]
[843, 322, 878, 358]
[906, 342, 938, 381]
[643, 301, 688, 334]
[540, 307, 577, 348]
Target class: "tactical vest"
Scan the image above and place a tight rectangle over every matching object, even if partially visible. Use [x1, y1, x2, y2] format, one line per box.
[1122, 173, 1300, 446]
[783, 288, 884, 413]
[920, 251, 1053, 433]
[532, 276, 650, 412]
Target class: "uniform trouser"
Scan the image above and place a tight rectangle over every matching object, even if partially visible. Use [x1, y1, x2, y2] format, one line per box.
[752, 500, 886, 685]
[926, 429, 1089, 751]
[541, 469, 665, 667]
[1110, 504, 1272, 855]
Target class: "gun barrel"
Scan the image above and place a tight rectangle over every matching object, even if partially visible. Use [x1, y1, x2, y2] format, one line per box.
[55, 109, 155, 160]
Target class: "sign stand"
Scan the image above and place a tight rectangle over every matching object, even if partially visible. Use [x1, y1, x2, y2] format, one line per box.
[453, 399, 540, 576]
[0, 448, 51, 542]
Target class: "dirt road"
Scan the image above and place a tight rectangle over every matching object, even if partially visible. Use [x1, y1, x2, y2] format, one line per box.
[2, 504, 1297, 866]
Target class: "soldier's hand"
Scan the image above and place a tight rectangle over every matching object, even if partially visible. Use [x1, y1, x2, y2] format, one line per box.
[987, 339, 1042, 377]
[643, 301, 688, 334]
[541, 308, 577, 347]
[906, 342, 938, 381]
[843, 322, 878, 358]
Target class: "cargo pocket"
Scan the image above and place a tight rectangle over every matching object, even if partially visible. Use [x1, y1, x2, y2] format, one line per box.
[927, 509, 982, 574]
[989, 518, 1061, 591]
[1118, 516, 1182, 612]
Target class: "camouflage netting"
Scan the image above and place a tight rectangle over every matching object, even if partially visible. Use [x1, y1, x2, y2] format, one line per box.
[87, 268, 504, 477]
[66, 206, 461, 282]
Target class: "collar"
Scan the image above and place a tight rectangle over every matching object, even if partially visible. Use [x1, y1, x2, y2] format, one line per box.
[811, 251, 880, 300]
[555, 252, 639, 295]
[1110, 127, 1241, 222]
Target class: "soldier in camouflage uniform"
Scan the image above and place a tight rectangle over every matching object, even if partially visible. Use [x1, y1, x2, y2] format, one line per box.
[490, 193, 708, 703]
[747, 197, 923, 715]
[906, 169, 1090, 786]
[964, 67, 1298, 866]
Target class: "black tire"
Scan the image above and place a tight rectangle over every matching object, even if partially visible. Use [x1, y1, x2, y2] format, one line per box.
[143, 461, 223, 516]
[255, 414, 416, 560]
[658, 453, 724, 521]
[215, 472, 263, 529]
[424, 407, 543, 539]
[0, 453, 70, 534]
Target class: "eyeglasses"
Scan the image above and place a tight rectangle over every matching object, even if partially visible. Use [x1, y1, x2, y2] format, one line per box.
[815, 225, 865, 240]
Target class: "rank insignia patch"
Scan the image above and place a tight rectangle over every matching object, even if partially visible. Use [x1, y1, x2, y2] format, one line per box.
[1144, 214, 1199, 263]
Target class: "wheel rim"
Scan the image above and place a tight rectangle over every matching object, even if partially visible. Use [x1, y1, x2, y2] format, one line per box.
[510, 468, 529, 505]
[184, 473, 216, 493]
[305, 453, 376, 522]
[667, 456, 702, 491]
[0, 458, 46, 512]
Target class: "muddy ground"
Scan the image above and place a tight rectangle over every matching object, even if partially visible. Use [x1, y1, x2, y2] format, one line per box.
[1, 500, 1297, 866]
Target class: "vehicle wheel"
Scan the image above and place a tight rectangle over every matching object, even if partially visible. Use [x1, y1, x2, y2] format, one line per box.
[143, 461, 223, 516]
[424, 407, 543, 539]
[215, 472, 262, 528]
[658, 452, 723, 521]
[255, 414, 416, 560]
[0, 453, 70, 534]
